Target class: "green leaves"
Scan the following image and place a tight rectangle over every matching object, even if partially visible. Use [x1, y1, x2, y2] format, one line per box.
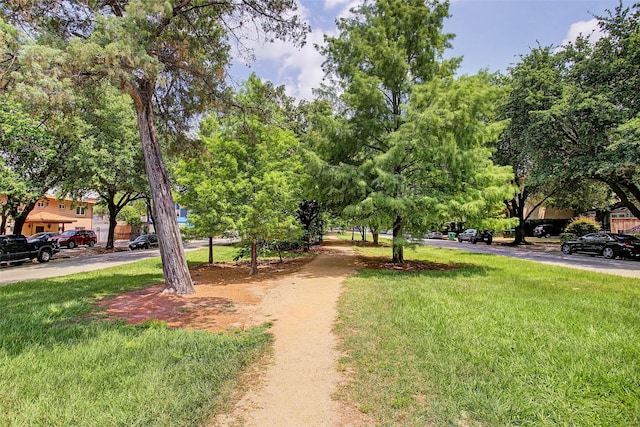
[501, 3, 640, 219]
[174, 75, 304, 244]
[312, 0, 512, 259]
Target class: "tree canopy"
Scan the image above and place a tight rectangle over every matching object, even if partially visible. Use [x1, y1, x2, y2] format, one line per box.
[175, 75, 304, 274]
[314, 0, 511, 262]
[498, 2, 640, 230]
[1, 0, 308, 294]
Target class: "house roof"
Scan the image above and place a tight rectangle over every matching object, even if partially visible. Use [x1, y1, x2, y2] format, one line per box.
[26, 212, 77, 224]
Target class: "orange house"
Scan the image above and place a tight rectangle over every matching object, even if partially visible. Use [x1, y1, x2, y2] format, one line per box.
[1, 194, 97, 236]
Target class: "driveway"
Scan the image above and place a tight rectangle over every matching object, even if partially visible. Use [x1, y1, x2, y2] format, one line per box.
[0, 239, 223, 286]
[417, 238, 640, 279]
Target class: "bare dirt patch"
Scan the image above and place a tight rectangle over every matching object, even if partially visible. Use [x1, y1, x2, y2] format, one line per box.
[97, 256, 315, 332]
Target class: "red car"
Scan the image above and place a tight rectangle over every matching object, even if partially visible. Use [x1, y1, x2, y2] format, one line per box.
[51, 230, 97, 249]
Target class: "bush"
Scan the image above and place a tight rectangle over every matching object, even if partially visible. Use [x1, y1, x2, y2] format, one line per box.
[564, 216, 600, 237]
[559, 232, 576, 242]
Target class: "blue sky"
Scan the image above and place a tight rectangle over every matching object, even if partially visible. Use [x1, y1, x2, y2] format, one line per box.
[230, 0, 629, 100]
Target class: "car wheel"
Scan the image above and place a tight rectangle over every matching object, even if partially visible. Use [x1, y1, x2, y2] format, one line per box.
[561, 243, 572, 255]
[38, 249, 52, 263]
[602, 247, 615, 259]
[68, 240, 76, 249]
[89, 240, 95, 248]
[545, 233, 551, 238]
[458, 237, 462, 242]
[471, 238, 477, 244]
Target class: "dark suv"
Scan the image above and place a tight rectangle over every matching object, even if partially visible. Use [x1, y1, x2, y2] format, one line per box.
[51, 230, 97, 248]
[533, 224, 559, 238]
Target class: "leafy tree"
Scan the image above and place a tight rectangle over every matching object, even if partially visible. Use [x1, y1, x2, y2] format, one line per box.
[0, 96, 79, 234]
[297, 199, 324, 251]
[495, 49, 565, 245]
[175, 75, 304, 274]
[1, 0, 308, 294]
[318, 0, 511, 262]
[63, 85, 149, 249]
[0, 24, 90, 235]
[516, 4, 640, 224]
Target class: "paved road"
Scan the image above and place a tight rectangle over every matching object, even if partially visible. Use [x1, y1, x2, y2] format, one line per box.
[0, 239, 229, 286]
[416, 237, 640, 279]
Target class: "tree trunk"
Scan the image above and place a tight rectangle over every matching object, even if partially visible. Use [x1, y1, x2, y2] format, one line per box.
[609, 181, 640, 220]
[106, 201, 118, 250]
[208, 236, 214, 264]
[10, 200, 36, 236]
[249, 239, 258, 275]
[130, 80, 194, 295]
[372, 231, 379, 245]
[360, 226, 366, 241]
[392, 214, 404, 264]
[506, 192, 529, 245]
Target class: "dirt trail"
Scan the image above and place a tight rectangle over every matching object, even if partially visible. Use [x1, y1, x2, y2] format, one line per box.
[214, 244, 366, 426]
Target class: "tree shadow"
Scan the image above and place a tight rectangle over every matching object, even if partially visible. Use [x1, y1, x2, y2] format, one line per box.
[0, 272, 164, 357]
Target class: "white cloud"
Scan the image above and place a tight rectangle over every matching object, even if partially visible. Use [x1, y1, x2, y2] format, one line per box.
[228, 0, 360, 100]
[560, 18, 604, 47]
[324, 0, 352, 10]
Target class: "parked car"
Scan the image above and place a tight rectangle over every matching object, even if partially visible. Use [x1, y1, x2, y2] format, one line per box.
[425, 231, 443, 239]
[457, 229, 493, 245]
[128, 234, 159, 250]
[0, 234, 59, 265]
[51, 229, 97, 249]
[561, 233, 640, 259]
[533, 224, 560, 238]
[27, 232, 61, 243]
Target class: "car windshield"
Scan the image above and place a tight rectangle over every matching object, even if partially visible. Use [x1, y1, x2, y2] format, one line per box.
[60, 231, 75, 236]
[134, 236, 148, 241]
[30, 233, 47, 238]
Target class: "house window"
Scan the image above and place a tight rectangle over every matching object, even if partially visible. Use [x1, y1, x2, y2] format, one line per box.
[59, 204, 66, 210]
[37, 202, 46, 208]
[76, 206, 86, 216]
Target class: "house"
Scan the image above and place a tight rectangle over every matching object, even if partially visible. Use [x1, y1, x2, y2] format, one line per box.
[524, 204, 574, 221]
[606, 205, 640, 234]
[1, 194, 97, 236]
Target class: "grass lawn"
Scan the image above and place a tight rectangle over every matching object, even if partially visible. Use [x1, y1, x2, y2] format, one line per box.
[0, 247, 269, 427]
[337, 243, 640, 426]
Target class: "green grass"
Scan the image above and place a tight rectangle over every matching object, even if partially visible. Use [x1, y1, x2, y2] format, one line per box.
[337, 244, 640, 426]
[0, 248, 270, 426]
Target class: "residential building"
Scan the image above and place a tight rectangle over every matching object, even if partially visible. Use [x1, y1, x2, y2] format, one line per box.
[606, 205, 640, 234]
[1, 194, 97, 236]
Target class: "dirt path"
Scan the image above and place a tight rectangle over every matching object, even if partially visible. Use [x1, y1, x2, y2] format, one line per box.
[214, 244, 365, 426]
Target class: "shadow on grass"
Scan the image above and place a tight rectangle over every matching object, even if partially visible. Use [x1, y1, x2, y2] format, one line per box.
[0, 272, 164, 357]
[355, 262, 496, 280]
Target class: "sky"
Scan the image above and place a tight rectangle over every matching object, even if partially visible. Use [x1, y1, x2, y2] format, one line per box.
[229, 0, 630, 100]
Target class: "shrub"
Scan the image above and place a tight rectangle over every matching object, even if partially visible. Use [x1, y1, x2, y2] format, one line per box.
[564, 216, 600, 237]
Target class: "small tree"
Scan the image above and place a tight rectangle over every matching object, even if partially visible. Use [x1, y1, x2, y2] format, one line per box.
[175, 75, 304, 275]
